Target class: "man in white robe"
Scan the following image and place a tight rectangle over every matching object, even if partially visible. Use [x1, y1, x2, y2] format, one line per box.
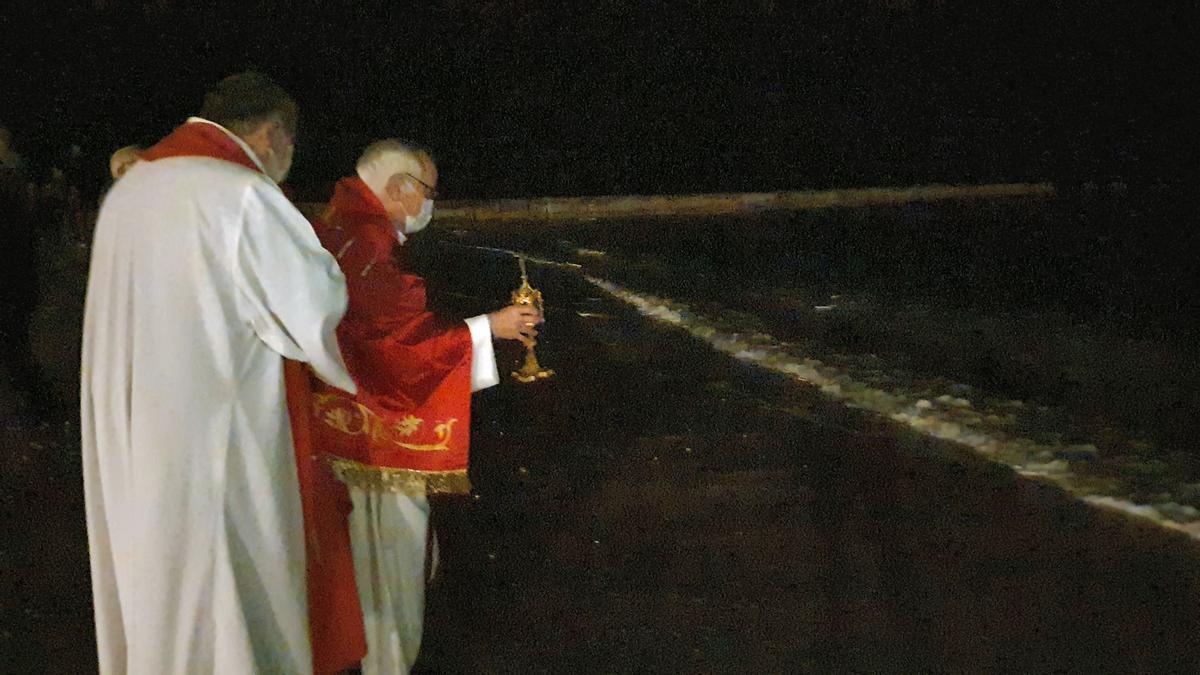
[81, 71, 356, 674]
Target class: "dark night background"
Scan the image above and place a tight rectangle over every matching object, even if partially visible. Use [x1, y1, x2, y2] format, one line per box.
[1, 0, 1196, 200]
[8, 4, 1200, 671]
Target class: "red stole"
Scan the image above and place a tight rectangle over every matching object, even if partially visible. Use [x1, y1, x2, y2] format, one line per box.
[309, 176, 474, 482]
[140, 119, 262, 172]
[142, 121, 368, 674]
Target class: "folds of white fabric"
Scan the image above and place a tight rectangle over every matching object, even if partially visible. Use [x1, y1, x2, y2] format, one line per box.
[347, 487, 431, 675]
[82, 156, 352, 674]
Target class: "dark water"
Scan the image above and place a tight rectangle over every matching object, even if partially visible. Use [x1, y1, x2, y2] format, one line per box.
[418, 189, 1200, 531]
[4, 189, 1200, 672]
[532, 190, 1199, 332]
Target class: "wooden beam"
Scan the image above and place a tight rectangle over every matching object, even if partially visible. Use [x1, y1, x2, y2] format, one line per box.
[298, 183, 1056, 226]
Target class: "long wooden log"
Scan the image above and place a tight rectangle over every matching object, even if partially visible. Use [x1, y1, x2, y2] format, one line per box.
[297, 182, 1055, 226]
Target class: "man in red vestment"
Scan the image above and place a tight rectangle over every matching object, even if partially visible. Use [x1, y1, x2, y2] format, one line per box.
[303, 139, 539, 674]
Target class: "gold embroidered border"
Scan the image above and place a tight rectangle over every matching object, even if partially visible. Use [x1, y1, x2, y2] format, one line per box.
[313, 393, 456, 452]
[328, 457, 471, 496]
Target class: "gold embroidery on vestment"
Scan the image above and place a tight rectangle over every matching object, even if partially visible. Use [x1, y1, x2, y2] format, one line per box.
[312, 393, 456, 451]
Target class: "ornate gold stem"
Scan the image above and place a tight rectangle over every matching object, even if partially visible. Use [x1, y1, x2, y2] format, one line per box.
[510, 255, 554, 382]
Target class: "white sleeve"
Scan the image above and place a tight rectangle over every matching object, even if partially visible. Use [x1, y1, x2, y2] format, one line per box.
[234, 180, 357, 394]
[465, 313, 500, 391]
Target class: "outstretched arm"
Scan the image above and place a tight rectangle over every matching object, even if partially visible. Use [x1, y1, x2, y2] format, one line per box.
[234, 180, 357, 394]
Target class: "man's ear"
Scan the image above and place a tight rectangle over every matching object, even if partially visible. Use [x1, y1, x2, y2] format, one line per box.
[384, 173, 407, 202]
[238, 121, 274, 157]
[264, 121, 291, 153]
[249, 120, 274, 143]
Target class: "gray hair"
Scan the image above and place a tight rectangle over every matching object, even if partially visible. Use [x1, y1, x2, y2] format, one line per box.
[355, 139, 430, 196]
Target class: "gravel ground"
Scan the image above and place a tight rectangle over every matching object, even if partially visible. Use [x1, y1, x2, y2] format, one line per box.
[4, 224, 1200, 673]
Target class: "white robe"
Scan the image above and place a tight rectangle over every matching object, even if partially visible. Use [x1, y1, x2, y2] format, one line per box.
[82, 148, 356, 674]
[349, 315, 498, 675]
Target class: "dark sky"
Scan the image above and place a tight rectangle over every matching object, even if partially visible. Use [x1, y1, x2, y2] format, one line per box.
[1, 0, 1195, 198]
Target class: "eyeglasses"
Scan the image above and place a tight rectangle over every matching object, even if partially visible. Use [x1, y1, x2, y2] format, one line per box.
[405, 173, 439, 199]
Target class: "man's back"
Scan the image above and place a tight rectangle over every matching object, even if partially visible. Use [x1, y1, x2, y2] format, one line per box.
[82, 153, 352, 674]
[89, 158, 261, 391]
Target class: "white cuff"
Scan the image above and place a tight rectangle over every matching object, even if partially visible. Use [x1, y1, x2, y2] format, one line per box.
[465, 314, 499, 391]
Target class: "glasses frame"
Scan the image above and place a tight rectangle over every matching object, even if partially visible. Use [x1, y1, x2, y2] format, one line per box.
[404, 173, 439, 200]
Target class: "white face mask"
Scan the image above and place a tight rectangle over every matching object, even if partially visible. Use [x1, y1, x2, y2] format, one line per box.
[403, 197, 434, 234]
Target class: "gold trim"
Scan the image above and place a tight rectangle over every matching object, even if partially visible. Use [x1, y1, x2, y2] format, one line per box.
[328, 457, 471, 495]
[313, 393, 456, 452]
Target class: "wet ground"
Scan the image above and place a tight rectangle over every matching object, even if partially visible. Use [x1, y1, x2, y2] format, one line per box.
[418, 258, 1200, 673]
[5, 211, 1200, 673]
[431, 194, 1200, 533]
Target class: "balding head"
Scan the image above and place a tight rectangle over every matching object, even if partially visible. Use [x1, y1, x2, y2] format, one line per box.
[355, 139, 438, 231]
[356, 139, 429, 193]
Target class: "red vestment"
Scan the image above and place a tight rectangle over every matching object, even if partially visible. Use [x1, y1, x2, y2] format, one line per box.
[307, 176, 475, 485]
[297, 176, 477, 671]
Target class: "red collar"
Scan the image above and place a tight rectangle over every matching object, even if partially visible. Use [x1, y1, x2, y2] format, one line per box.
[325, 176, 402, 244]
[329, 176, 388, 219]
[141, 120, 264, 175]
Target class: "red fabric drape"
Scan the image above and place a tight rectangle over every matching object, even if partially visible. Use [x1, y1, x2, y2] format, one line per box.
[286, 362, 367, 674]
